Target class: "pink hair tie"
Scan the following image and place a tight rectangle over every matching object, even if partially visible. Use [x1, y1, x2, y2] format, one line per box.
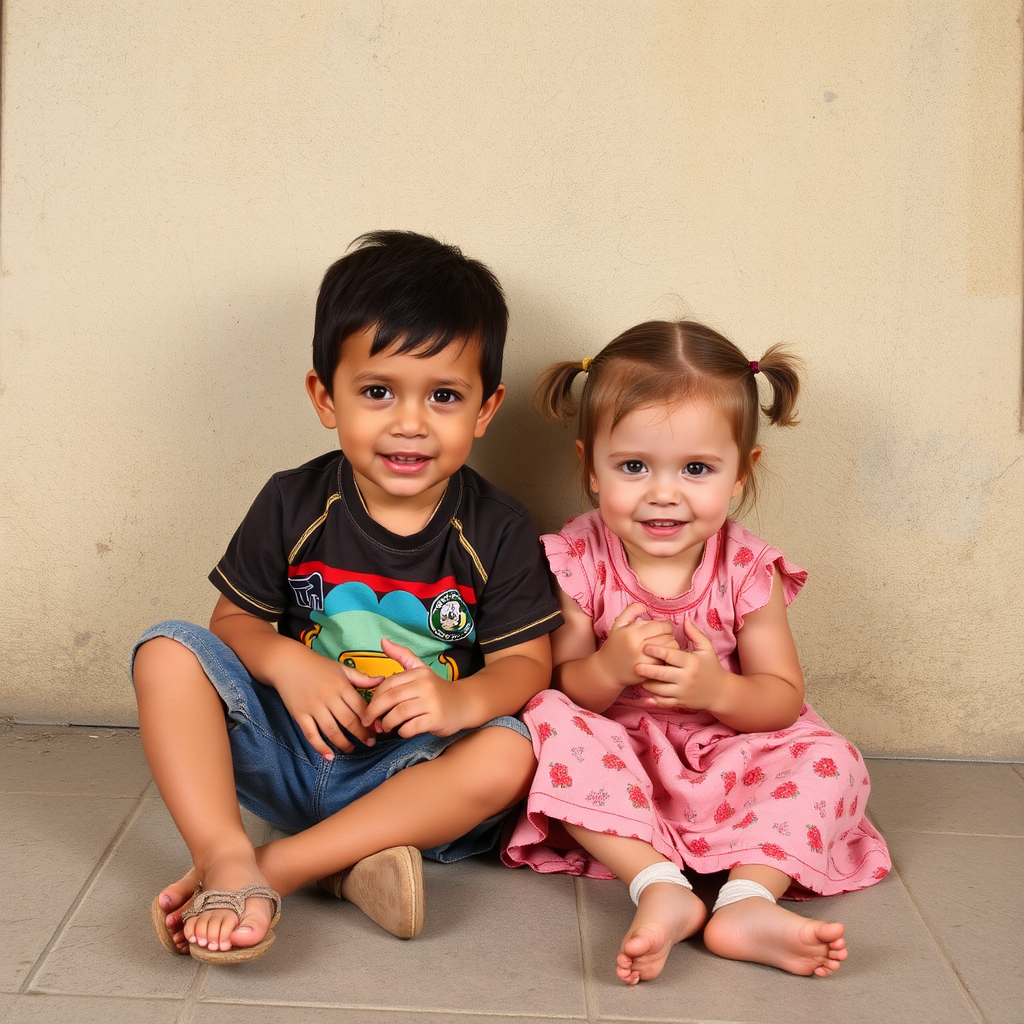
[748, 360, 760, 374]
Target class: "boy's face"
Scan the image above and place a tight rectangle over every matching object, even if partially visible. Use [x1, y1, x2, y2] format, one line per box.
[307, 325, 504, 531]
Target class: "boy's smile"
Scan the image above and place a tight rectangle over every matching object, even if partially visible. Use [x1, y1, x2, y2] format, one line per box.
[307, 325, 504, 534]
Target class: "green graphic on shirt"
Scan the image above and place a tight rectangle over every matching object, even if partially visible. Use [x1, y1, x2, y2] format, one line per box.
[304, 582, 458, 699]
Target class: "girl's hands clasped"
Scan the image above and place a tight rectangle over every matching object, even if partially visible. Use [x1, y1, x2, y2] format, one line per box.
[636, 617, 726, 711]
[598, 603, 677, 685]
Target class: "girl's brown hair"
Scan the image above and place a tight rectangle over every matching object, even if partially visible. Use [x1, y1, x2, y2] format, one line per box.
[534, 320, 801, 517]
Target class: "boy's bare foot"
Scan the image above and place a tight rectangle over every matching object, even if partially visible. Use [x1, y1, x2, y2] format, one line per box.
[703, 897, 847, 977]
[616, 883, 708, 985]
[157, 855, 279, 954]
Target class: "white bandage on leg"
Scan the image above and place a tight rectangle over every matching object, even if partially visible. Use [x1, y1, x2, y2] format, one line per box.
[628, 862, 693, 906]
[711, 878, 777, 914]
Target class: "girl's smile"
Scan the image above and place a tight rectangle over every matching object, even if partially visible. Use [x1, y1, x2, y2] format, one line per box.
[587, 399, 750, 591]
[640, 519, 689, 535]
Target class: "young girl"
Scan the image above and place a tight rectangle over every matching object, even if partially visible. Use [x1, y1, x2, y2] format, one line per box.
[503, 320, 890, 985]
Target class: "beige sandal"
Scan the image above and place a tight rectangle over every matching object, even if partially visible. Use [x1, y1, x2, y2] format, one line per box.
[317, 846, 424, 939]
[171, 882, 282, 963]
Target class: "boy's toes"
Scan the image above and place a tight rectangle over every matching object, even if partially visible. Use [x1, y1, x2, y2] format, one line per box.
[157, 867, 200, 913]
[152, 868, 202, 956]
[151, 893, 190, 955]
[230, 902, 275, 949]
[187, 898, 276, 952]
[209, 915, 237, 952]
[180, 874, 281, 959]
[191, 909, 232, 950]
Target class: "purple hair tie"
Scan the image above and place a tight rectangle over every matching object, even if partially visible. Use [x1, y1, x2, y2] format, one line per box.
[748, 360, 760, 374]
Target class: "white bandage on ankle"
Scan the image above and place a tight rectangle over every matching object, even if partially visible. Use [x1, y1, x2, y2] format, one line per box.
[711, 878, 777, 914]
[628, 862, 693, 906]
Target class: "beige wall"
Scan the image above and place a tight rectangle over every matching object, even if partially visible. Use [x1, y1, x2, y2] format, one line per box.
[1, 1, 1021, 758]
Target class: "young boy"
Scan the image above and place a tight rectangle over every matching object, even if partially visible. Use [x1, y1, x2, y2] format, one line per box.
[134, 231, 561, 962]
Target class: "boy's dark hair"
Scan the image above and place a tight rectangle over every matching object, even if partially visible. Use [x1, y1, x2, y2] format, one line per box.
[313, 230, 508, 400]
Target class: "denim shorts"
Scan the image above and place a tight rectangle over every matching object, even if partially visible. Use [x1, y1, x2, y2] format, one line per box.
[130, 620, 530, 862]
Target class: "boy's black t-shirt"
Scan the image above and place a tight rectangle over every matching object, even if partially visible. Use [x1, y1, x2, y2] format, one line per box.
[210, 453, 562, 683]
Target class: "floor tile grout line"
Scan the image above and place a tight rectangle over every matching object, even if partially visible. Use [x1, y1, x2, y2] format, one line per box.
[593, 1018, 745, 1024]
[171, 960, 207, 1024]
[573, 875, 599, 1024]
[3, 789, 152, 799]
[193, 998, 587, 1018]
[19, 779, 157, 994]
[565, 1013, 746, 1024]
[887, 856, 990, 1024]
[874, 827, 1024, 839]
[863, 756, 1024, 765]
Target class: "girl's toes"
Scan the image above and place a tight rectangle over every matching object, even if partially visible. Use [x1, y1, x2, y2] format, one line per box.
[616, 951, 640, 985]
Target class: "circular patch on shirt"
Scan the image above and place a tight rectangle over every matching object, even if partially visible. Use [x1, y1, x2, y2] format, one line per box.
[429, 589, 474, 642]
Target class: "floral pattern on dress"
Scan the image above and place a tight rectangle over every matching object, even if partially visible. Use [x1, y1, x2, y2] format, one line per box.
[502, 514, 891, 898]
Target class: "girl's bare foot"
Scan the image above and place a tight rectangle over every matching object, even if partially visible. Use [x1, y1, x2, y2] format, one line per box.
[616, 883, 708, 985]
[703, 897, 847, 977]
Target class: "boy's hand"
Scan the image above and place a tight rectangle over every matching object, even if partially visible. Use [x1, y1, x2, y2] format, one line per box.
[273, 655, 383, 759]
[362, 639, 467, 738]
[597, 603, 677, 686]
[635, 617, 725, 710]
[208, 594, 383, 759]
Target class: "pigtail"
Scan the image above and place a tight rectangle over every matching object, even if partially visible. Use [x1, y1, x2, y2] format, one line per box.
[533, 359, 589, 424]
[755, 344, 802, 427]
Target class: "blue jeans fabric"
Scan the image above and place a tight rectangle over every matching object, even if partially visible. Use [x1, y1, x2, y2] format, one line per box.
[130, 621, 529, 862]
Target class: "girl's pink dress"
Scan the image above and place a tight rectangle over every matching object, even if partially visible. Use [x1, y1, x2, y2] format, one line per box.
[502, 512, 890, 898]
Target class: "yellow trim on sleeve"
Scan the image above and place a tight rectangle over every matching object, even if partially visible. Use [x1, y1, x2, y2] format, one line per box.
[480, 610, 561, 648]
[212, 566, 283, 615]
[450, 517, 488, 583]
[288, 492, 342, 564]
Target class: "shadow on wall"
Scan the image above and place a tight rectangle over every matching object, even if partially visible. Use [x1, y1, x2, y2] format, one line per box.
[469, 290, 590, 535]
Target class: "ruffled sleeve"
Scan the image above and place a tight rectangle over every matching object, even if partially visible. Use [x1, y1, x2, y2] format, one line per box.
[729, 528, 807, 632]
[540, 514, 599, 618]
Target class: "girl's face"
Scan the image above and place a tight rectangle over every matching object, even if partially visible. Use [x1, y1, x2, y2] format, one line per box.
[586, 399, 752, 587]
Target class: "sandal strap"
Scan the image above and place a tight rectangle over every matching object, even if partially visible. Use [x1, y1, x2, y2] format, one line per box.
[181, 883, 282, 923]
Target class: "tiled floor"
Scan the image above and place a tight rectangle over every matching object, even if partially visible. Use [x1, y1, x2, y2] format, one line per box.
[1, 722, 1021, 1024]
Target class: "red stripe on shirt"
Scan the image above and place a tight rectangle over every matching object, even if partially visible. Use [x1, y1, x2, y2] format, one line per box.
[289, 562, 477, 603]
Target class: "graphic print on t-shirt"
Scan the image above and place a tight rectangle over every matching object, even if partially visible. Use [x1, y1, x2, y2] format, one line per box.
[299, 579, 469, 695]
[429, 588, 474, 642]
[288, 572, 325, 612]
